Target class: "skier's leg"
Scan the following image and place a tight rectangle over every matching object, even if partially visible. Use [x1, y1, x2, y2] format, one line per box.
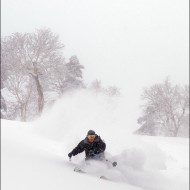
[85, 156, 93, 165]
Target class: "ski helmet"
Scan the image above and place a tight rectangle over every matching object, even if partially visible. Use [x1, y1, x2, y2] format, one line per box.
[87, 130, 95, 136]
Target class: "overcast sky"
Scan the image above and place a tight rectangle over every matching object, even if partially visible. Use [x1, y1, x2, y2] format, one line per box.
[2, 0, 189, 100]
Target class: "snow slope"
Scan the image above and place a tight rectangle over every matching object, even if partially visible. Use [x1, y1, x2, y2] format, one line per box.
[1, 91, 189, 190]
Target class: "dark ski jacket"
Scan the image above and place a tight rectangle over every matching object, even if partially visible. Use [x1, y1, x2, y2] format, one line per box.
[71, 135, 106, 158]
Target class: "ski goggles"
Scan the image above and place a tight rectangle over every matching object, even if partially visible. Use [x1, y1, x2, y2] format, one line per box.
[87, 135, 95, 140]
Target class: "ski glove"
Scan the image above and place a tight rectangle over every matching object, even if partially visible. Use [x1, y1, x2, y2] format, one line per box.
[68, 152, 73, 158]
[89, 150, 96, 156]
[94, 148, 101, 154]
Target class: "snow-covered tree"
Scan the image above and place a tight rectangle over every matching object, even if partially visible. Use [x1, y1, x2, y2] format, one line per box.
[89, 80, 120, 98]
[63, 55, 84, 90]
[105, 86, 120, 97]
[137, 78, 189, 137]
[47, 55, 84, 95]
[1, 95, 7, 119]
[136, 106, 157, 136]
[1, 28, 64, 114]
[3, 74, 35, 121]
[90, 79, 103, 93]
[1, 28, 87, 120]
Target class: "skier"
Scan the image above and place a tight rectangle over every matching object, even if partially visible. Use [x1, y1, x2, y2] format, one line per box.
[68, 130, 106, 160]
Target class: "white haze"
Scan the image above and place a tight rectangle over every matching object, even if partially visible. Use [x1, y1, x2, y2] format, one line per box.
[33, 90, 140, 142]
[2, 90, 189, 190]
[2, 0, 189, 91]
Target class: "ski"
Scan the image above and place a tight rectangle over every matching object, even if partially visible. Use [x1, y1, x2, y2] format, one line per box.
[74, 166, 109, 180]
[74, 167, 86, 173]
[100, 176, 109, 180]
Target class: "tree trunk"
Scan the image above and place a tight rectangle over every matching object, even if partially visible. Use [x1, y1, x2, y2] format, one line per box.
[20, 105, 26, 122]
[33, 75, 44, 114]
[171, 116, 179, 137]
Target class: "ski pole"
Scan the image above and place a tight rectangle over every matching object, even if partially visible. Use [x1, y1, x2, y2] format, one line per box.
[105, 159, 117, 167]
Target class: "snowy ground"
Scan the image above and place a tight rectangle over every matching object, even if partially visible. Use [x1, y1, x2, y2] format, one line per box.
[1, 91, 189, 190]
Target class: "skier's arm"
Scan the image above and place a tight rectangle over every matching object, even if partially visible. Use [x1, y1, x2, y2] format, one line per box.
[99, 139, 106, 152]
[95, 137, 106, 153]
[70, 140, 85, 157]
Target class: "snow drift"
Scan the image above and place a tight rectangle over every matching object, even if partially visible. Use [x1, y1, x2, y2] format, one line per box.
[2, 90, 189, 190]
